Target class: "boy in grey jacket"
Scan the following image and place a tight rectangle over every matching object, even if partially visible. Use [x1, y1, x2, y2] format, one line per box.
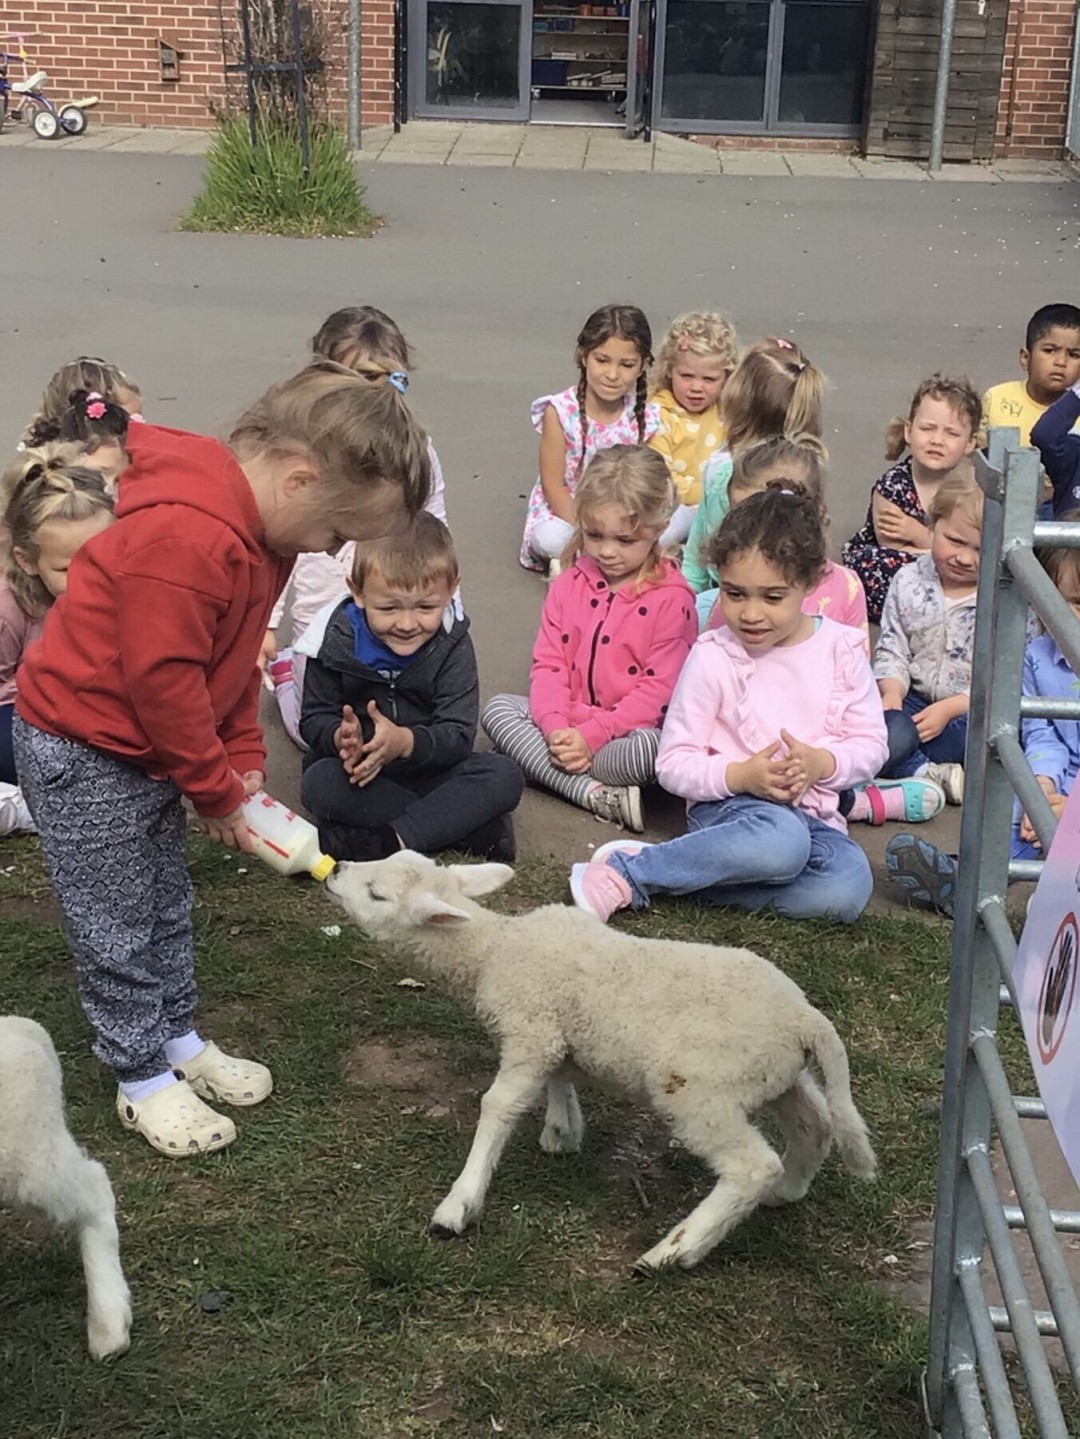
[299, 514, 522, 861]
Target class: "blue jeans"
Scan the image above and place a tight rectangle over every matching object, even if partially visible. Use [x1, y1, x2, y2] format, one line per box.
[0, 703, 14, 785]
[882, 690, 967, 779]
[609, 794, 874, 924]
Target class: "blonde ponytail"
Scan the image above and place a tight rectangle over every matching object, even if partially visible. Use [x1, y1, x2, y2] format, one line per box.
[2, 444, 115, 618]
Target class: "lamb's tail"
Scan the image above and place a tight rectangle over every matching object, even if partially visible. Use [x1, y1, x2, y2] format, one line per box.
[807, 1010, 877, 1181]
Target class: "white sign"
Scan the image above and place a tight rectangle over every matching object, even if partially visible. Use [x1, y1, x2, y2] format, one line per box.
[1013, 782, 1080, 1185]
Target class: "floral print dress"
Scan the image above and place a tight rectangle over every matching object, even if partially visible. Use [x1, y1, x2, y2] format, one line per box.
[841, 456, 927, 624]
[520, 387, 659, 571]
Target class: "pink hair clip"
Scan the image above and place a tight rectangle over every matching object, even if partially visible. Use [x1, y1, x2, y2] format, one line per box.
[86, 399, 106, 420]
[774, 337, 795, 351]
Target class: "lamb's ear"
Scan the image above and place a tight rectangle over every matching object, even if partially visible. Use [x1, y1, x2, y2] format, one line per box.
[405, 889, 472, 928]
[446, 863, 515, 898]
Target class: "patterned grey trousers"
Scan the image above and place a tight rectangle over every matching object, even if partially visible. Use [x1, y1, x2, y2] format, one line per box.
[480, 693, 660, 807]
[13, 717, 197, 1084]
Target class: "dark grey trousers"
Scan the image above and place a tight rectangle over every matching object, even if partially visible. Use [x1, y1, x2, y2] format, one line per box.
[13, 716, 197, 1084]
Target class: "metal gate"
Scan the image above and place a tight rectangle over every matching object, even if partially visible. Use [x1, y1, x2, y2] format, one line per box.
[925, 431, 1080, 1435]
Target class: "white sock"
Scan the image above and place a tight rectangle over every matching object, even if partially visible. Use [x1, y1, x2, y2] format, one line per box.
[164, 1030, 206, 1066]
[120, 1070, 177, 1103]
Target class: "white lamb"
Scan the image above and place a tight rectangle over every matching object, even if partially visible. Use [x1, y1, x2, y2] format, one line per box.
[0, 1016, 132, 1359]
[327, 852, 877, 1272]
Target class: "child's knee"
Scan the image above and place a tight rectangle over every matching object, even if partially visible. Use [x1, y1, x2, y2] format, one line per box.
[477, 752, 525, 806]
[754, 807, 814, 880]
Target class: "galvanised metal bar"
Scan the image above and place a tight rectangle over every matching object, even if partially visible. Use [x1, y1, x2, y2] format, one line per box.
[966, 1145, 1071, 1438]
[989, 1307, 1060, 1336]
[1021, 697, 1080, 721]
[927, 443, 1028, 1430]
[973, 1033, 1080, 1388]
[958, 1259, 1023, 1438]
[1031, 520, 1080, 548]
[1008, 546, 1080, 682]
[1004, 1207, 1080, 1234]
[1015, 1097, 1048, 1120]
[992, 731, 1058, 854]
[1008, 858, 1045, 883]
[979, 898, 1018, 996]
[951, 1361, 992, 1438]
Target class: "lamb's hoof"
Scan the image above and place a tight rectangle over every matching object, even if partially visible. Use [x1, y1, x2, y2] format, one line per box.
[88, 1310, 132, 1361]
[540, 1122, 583, 1155]
[429, 1195, 473, 1237]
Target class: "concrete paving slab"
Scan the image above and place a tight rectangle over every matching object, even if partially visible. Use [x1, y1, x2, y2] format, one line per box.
[783, 152, 860, 178]
[991, 162, 1073, 183]
[652, 147, 721, 174]
[851, 156, 928, 181]
[453, 124, 526, 151]
[380, 135, 461, 154]
[164, 134, 212, 156]
[359, 125, 394, 152]
[929, 162, 1000, 183]
[582, 154, 654, 172]
[717, 151, 792, 175]
[447, 152, 516, 167]
[377, 149, 451, 164]
[514, 152, 585, 170]
[105, 130, 200, 153]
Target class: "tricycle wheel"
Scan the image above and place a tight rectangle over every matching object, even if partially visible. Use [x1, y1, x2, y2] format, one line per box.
[59, 104, 87, 136]
[32, 107, 60, 139]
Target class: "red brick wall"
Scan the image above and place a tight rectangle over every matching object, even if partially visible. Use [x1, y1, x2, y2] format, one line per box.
[995, 0, 1077, 157]
[360, 0, 394, 125]
[1, 2, 225, 127]
[0, 0, 371, 130]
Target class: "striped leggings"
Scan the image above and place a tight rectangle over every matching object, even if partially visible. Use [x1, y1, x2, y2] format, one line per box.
[481, 693, 660, 808]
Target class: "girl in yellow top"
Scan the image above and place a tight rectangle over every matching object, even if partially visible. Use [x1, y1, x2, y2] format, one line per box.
[649, 312, 739, 545]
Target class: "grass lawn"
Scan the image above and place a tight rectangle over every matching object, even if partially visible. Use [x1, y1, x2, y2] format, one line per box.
[1, 831, 965, 1436]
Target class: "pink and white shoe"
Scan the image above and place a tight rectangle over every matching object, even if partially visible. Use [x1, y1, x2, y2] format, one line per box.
[570, 841, 651, 922]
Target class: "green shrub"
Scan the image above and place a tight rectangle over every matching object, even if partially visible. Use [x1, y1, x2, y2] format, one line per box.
[182, 113, 377, 238]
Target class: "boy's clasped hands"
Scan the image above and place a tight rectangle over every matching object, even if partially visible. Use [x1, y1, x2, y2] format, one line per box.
[335, 702, 414, 787]
[728, 729, 837, 805]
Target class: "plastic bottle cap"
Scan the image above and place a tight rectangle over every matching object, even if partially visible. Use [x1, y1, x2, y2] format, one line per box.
[312, 854, 336, 882]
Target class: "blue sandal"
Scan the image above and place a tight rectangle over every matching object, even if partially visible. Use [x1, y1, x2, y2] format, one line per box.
[861, 778, 946, 825]
[884, 834, 957, 917]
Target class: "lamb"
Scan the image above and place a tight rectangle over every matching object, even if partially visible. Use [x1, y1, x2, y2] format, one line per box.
[0, 1016, 132, 1359]
[327, 851, 877, 1273]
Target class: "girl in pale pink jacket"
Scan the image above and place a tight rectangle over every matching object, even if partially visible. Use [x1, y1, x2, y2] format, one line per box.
[570, 483, 889, 923]
[483, 445, 698, 833]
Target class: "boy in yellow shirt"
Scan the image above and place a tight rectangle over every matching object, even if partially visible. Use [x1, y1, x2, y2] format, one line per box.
[983, 302, 1080, 445]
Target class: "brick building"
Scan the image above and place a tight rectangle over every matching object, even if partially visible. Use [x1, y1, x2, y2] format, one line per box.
[2, 0, 1076, 160]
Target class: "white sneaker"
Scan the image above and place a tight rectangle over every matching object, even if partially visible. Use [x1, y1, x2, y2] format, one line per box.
[587, 784, 644, 832]
[0, 783, 36, 836]
[924, 763, 964, 805]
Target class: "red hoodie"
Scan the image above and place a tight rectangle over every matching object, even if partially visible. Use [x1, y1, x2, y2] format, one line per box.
[16, 424, 292, 818]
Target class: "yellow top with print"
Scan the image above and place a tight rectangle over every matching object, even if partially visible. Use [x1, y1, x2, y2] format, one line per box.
[648, 390, 727, 507]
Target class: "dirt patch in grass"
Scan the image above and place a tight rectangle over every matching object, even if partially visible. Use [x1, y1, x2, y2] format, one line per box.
[3, 892, 62, 924]
[343, 1036, 479, 1118]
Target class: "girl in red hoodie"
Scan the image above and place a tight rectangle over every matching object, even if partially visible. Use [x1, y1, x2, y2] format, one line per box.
[483, 445, 697, 832]
[13, 365, 431, 1157]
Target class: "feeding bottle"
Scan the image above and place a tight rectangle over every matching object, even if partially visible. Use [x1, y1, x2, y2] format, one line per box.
[240, 790, 335, 881]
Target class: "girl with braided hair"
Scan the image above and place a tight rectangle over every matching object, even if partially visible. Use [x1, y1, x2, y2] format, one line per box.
[0, 447, 115, 824]
[521, 304, 658, 573]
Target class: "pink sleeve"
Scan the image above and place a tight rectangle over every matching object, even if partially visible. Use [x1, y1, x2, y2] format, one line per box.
[821, 634, 889, 791]
[654, 641, 735, 801]
[837, 565, 870, 654]
[528, 580, 573, 736]
[577, 587, 697, 752]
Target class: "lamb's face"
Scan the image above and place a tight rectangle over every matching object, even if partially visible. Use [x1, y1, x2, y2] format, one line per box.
[326, 851, 515, 936]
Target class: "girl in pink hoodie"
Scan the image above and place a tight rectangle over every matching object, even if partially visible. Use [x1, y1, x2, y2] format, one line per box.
[483, 445, 698, 832]
[570, 483, 888, 923]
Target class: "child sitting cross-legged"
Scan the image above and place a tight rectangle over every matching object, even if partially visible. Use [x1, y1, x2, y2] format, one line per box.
[871, 470, 983, 807]
[570, 483, 887, 926]
[484, 444, 698, 833]
[299, 514, 523, 863]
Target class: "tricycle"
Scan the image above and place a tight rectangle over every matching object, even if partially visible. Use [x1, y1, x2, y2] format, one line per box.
[0, 43, 99, 139]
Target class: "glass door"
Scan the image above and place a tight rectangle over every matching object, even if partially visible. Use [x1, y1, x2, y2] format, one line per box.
[409, 0, 533, 120]
[652, 0, 869, 136]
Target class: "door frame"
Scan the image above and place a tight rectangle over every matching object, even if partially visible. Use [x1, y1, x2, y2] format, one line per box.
[650, 0, 868, 137]
[408, 0, 533, 121]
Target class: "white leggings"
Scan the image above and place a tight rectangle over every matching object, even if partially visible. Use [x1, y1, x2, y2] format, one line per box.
[659, 503, 697, 548]
[529, 516, 576, 562]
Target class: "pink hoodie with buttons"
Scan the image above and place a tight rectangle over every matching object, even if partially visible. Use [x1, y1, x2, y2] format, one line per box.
[529, 555, 698, 754]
